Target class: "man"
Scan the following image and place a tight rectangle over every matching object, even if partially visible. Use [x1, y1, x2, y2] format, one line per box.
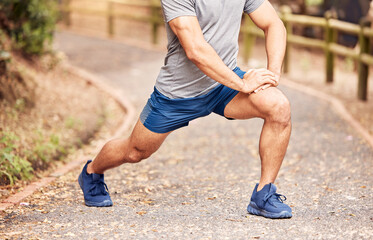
[78, 0, 292, 219]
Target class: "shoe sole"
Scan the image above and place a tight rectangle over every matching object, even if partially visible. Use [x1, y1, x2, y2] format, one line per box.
[78, 173, 113, 207]
[84, 200, 113, 207]
[247, 201, 292, 219]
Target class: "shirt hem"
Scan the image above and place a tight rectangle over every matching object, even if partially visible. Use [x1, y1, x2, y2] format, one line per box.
[155, 81, 221, 99]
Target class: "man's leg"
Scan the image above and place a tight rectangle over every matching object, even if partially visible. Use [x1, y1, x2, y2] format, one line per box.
[78, 119, 171, 207]
[224, 87, 292, 218]
[88, 119, 172, 174]
[224, 87, 291, 190]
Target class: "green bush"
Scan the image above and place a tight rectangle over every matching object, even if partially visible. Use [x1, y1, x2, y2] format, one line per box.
[0, 0, 58, 55]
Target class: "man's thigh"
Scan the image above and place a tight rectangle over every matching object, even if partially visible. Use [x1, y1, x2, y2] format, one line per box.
[224, 87, 290, 120]
[128, 119, 172, 154]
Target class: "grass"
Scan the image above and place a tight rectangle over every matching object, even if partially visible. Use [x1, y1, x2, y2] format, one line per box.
[0, 125, 81, 185]
[65, 116, 82, 130]
[0, 131, 33, 185]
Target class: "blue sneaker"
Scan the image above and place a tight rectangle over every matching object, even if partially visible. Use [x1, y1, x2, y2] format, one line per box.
[78, 160, 113, 207]
[247, 183, 292, 219]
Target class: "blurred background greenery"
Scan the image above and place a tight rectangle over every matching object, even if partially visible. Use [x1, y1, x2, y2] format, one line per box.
[0, 0, 58, 55]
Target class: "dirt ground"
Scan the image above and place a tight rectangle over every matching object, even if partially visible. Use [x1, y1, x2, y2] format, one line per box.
[0, 53, 125, 200]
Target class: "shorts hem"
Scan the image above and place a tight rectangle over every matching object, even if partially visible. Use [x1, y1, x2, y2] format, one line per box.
[213, 89, 239, 118]
[143, 122, 189, 134]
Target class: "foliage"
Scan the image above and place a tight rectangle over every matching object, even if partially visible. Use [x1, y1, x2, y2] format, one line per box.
[0, 99, 71, 185]
[0, 126, 69, 185]
[0, 0, 59, 55]
[0, 130, 33, 185]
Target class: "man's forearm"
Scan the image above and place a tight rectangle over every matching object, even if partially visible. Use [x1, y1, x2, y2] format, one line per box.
[264, 19, 287, 77]
[187, 41, 244, 92]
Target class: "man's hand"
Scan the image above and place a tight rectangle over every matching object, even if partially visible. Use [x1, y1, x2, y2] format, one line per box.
[253, 73, 280, 93]
[241, 68, 278, 94]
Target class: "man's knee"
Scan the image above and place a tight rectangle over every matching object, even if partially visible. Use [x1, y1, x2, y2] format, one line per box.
[266, 94, 291, 126]
[127, 147, 152, 163]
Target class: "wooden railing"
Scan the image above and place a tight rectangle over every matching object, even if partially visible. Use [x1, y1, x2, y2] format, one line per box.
[60, 1, 371, 101]
[60, 0, 162, 44]
[242, 6, 372, 101]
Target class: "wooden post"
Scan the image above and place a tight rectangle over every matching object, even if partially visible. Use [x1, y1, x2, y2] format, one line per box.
[62, 0, 71, 27]
[325, 11, 336, 83]
[281, 6, 292, 74]
[107, 1, 114, 38]
[358, 18, 371, 101]
[150, 0, 160, 44]
[242, 15, 256, 64]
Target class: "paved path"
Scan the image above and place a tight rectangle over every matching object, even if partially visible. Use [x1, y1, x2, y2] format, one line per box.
[1, 32, 372, 239]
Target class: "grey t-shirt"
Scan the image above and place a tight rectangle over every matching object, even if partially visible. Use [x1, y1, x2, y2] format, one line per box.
[156, 0, 265, 99]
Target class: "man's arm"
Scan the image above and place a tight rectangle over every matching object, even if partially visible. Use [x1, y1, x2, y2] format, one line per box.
[168, 16, 277, 94]
[249, 0, 287, 80]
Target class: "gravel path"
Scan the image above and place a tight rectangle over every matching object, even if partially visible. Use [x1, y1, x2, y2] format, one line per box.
[1, 31, 372, 239]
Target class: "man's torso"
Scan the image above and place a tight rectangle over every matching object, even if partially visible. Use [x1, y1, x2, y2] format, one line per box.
[156, 0, 264, 99]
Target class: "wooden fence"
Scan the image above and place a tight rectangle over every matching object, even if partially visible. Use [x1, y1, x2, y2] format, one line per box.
[242, 6, 372, 101]
[60, 0, 163, 44]
[60, 1, 371, 101]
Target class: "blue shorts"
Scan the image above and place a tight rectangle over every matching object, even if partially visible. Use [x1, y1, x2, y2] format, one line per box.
[140, 67, 245, 133]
